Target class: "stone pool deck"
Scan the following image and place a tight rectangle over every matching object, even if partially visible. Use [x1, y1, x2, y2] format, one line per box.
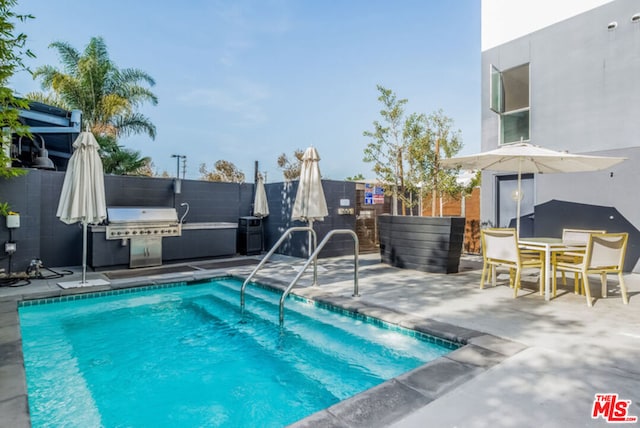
[1, 253, 639, 427]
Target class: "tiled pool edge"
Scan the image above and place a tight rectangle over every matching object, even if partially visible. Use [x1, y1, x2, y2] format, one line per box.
[0, 274, 527, 428]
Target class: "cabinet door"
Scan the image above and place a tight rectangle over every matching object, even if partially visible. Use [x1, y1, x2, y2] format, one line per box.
[130, 237, 162, 268]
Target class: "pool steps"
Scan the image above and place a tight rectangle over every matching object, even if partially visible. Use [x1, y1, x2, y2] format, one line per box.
[188, 279, 450, 401]
[187, 295, 357, 401]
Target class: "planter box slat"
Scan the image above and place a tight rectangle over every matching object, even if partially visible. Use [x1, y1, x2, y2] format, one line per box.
[385, 223, 459, 234]
[380, 247, 461, 260]
[384, 232, 465, 244]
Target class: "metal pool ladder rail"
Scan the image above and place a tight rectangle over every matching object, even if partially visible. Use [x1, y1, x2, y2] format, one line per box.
[279, 229, 359, 325]
[241, 226, 317, 308]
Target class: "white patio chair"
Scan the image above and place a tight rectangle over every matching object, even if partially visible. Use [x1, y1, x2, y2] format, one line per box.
[480, 228, 544, 298]
[553, 232, 629, 307]
[553, 228, 606, 296]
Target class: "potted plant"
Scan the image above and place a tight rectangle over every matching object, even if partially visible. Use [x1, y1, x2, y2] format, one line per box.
[0, 202, 20, 228]
[363, 86, 465, 273]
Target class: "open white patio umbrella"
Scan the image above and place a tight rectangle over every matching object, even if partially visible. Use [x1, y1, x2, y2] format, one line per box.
[56, 130, 109, 288]
[292, 146, 328, 257]
[253, 175, 269, 218]
[440, 143, 626, 236]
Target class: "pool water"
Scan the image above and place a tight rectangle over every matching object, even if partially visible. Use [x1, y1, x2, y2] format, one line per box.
[19, 277, 456, 427]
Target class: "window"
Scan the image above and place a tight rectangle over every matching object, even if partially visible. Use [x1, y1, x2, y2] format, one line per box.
[490, 64, 530, 144]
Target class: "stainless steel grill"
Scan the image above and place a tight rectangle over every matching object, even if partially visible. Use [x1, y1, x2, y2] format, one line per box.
[105, 207, 182, 268]
[105, 207, 181, 240]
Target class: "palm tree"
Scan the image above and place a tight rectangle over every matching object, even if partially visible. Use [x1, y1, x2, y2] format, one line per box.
[31, 36, 157, 140]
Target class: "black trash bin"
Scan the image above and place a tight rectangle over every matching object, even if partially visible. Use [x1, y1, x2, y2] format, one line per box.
[238, 216, 263, 255]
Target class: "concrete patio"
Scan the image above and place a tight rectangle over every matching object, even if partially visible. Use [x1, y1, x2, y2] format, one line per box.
[1, 253, 639, 427]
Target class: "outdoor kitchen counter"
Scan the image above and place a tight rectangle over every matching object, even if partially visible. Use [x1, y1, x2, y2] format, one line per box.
[88, 222, 239, 268]
[89, 221, 238, 233]
[181, 222, 238, 230]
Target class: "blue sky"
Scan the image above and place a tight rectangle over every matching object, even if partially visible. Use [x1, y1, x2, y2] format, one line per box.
[10, 0, 480, 182]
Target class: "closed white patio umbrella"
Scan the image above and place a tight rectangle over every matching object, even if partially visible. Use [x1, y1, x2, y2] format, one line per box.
[56, 130, 109, 288]
[292, 146, 328, 257]
[440, 143, 626, 236]
[253, 175, 269, 218]
[292, 146, 328, 223]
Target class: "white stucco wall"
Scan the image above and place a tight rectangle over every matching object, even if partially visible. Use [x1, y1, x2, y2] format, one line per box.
[481, 0, 614, 50]
[480, 0, 640, 270]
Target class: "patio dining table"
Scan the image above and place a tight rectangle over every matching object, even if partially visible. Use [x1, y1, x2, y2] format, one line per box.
[518, 237, 586, 301]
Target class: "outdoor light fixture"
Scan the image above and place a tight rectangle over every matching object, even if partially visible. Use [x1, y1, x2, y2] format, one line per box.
[632, 13, 640, 23]
[33, 134, 56, 169]
[16, 134, 54, 169]
[607, 21, 618, 30]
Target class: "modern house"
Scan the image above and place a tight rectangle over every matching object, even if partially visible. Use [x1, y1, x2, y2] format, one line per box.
[481, 0, 640, 271]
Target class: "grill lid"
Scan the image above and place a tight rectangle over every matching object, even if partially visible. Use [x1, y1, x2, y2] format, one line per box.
[107, 207, 178, 224]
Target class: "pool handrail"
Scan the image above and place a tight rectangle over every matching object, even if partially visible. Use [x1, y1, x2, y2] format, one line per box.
[279, 229, 359, 325]
[241, 226, 317, 308]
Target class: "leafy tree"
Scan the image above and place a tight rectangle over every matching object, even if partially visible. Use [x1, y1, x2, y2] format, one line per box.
[406, 109, 463, 216]
[31, 36, 157, 140]
[199, 160, 245, 183]
[363, 85, 409, 215]
[462, 170, 481, 195]
[0, 0, 33, 179]
[137, 161, 169, 178]
[364, 86, 464, 216]
[277, 149, 304, 181]
[345, 173, 365, 181]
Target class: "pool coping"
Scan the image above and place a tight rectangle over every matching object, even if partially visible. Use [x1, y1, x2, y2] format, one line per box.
[0, 273, 526, 428]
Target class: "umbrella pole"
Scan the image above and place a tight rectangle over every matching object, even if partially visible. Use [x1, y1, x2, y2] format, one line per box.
[516, 162, 522, 238]
[82, 221, 88, 284]
[309, 219, 317, 286]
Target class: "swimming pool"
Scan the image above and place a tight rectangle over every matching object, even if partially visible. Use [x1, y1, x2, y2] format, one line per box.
[19, 277, 458, 427]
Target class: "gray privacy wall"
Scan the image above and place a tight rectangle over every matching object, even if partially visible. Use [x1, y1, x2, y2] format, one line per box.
[0, 170, 356, 273]
[262, 179, 357, 258]
[480, 0, 640, 271]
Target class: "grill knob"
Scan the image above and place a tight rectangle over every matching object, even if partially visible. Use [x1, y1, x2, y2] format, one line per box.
[125, 231, 130, 235]
[153, 230, 158, 234]
[117, 231, 122, 236]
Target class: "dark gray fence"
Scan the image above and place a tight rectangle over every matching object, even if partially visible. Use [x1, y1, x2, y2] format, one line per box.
[0, 170, 356, 273]
[262, 180, 357, 258]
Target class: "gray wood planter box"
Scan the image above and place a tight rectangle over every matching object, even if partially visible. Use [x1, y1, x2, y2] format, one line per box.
[378, 215, 465, 274]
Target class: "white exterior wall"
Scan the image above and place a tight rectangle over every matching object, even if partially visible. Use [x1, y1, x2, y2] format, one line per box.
[481, 0, 640, 270]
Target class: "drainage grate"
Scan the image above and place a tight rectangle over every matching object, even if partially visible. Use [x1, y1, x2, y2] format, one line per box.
[104, 265, 199, 279]
[104, 258, 261, 280]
